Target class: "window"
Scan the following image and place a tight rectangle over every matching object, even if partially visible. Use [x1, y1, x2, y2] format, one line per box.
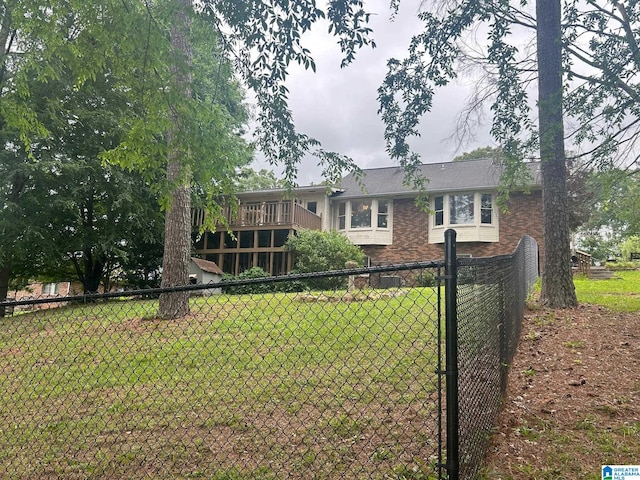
[481, 193, 493, 224]
[306, 201, 317, 214]
[377, 200, 389, 228]
[43, 283, 59, 296]
[337, 199, 393, 245]
[450, 194, 475, 225]
[429, 192, 498, 243]
[337, 199, 392, 232]
[434, 196, 444, 226]
[351, 200, 372, 228]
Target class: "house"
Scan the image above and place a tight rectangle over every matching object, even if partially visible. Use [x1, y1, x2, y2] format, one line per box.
[193, 158, 543, 276]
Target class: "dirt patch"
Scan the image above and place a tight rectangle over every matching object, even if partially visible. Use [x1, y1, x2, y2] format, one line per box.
[481, 303, 640, 479]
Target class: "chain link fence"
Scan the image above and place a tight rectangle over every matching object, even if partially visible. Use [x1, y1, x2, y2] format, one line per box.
[0, 233, 539, 479]
[0, 263, 445, 480]
[455, 235, 539, 479]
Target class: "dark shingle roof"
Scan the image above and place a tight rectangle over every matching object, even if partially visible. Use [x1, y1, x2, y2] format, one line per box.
[336, 158, 541, 199]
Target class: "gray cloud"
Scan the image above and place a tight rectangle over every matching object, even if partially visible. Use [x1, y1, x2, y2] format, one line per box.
[250, 0, 494, 184]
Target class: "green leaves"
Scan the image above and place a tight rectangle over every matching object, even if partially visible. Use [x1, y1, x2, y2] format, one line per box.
[201, 0, 374, 184]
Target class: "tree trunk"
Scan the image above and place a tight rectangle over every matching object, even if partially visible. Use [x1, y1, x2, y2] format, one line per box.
[0, 264, 11, 318]
[158, 0, 193, 319]
[83, 251, 105, 294]
[536, 0, 578, 307]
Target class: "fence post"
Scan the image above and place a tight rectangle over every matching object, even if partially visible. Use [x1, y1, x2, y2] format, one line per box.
[444, 229, 459, 480]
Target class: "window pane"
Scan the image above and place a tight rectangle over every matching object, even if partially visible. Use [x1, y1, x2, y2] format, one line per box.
[481, 194, 492, 224]
[338, 202, 346, 230]
[377, 200, 388, 228]
[351, 200, 372, 228]
[307, 201, 317, 214]
[434, 196, 444, 226]
[450, 194, 474, 224]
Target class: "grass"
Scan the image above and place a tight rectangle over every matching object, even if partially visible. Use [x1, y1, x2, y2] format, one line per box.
[573, 270, 640, 312]
[0, 287, 442, 479]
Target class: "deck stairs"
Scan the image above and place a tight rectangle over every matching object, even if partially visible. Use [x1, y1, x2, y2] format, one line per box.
[586, 266, 617, 280]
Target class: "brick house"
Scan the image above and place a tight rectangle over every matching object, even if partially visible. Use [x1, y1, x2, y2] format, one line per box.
[193, 158, 543, 275]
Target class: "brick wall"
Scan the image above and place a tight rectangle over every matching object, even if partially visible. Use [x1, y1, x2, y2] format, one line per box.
[362, 192, 544, 267]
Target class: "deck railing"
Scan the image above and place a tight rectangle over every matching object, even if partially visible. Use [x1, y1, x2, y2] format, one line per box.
[574, 250, 592, 276]
[192, 201, 322, 230]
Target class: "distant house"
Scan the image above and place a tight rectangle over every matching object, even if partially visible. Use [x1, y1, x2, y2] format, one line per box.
[193, 158, 543, 276]
[6, 281, 83, 313]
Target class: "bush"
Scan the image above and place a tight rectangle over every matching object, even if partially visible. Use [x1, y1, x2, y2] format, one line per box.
[285, 230, 365, 290]
[222, 267, 306, 294]
[620, 236, 640, 262]
[415, 270, 436, 287]
[223, 267, 272, 294]
[605, 261, 640, 271]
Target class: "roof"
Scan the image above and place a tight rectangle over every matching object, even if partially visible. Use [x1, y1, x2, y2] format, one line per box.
[236, 185, 338, 198]
[336, 158, 541, 199]
[190, 257, 224, 275]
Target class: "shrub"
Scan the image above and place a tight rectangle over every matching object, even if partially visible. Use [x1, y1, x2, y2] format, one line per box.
[285, 230, 365, 290]
[620, 236, 640, 262]
[223, 267, 272, 294]
[222, 267, 306, 294]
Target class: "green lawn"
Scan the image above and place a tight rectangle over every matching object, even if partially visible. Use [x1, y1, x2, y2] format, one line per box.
[0, 289, 442, 480]
[574, 270, 640, 312]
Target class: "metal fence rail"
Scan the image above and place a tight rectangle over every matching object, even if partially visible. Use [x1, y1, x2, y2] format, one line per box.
[0, 263, 444, 480]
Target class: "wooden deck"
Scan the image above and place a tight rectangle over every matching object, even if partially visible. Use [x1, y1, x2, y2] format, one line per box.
[192, 201, 322, 231]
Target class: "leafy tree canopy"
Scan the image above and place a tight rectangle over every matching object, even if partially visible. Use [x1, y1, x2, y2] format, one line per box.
[453, 146, 504, 162]
[235, 167, 286, 191]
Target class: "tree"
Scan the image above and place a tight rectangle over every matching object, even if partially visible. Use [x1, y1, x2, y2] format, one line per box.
[575, 167, 640, 260]
[453, 146, 504, 162]
[1, 1, 252, 317]
[158, 0, 196, 319]
[536, 0, 577, 306]
[376, 0, 640, 306]
[620, 236, 640, 262]
[236, 167, 286, 191]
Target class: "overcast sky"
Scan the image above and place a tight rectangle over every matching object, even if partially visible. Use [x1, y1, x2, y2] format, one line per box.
[249, 0, 495, 184]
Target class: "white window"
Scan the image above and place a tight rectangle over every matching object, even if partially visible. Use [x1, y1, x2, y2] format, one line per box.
[377, 200, 389, 228]
[336, 199, 393, 245]
[306, 201, 317, 214]
[43, 283, 59, 296]
[481, 193, 493, 224]
[337, 199, 391, 231]
[430, 192, 498, 243]
[434, 196, 444, 226]
[350, 200, 372, 228]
